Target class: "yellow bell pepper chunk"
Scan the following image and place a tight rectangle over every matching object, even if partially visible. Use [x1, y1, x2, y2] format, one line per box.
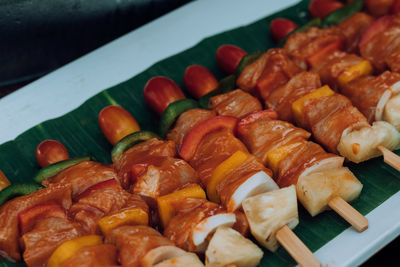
[0, 170, 10, 191]
[98, 208, 148, 235]
[157, 184, 206, 228]
[207, 150, 250, 203]
[267, 142, 303, 174]
[47, 235, 102, 267]
[292, 85, 335, 123]
[338, 60, 373, 85]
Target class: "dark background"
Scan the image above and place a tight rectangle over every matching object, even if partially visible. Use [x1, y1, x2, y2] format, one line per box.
[0, 0, 191, 91]
[0, 0, 398, 265]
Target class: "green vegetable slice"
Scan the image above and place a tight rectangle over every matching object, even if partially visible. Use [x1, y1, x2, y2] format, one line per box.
[111, 131, 159, 162]
[321, 0, 363, 28]
[159, 99, 199, 138]
[236, 51, 264, 77]
[33, 156, 92, 183]
[278, 17, 321, 47]
[0, 183, 44, 206]
[199, 75, 236, 109]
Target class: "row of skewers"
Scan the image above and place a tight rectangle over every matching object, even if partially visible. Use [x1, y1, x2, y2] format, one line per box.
[1, 0, 400, 266]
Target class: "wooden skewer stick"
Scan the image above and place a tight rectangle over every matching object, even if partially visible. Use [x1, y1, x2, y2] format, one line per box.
[378, 145, 400, 172]
[328, 196, 368, 232]
[276, 225, 321, 267]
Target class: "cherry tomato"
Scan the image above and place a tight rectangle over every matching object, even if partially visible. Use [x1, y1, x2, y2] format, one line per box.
[270, 18, 298, 42]
[36, 140, 69, 168]
[143, 76, 186, 115]
[98, 105, 140, 145]
[184, 65, 218, 99]
[216, 44, 247, 74]
[309, 0, 344, 19]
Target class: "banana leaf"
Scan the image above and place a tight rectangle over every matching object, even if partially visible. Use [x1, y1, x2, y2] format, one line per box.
[1, 0, 399, 266]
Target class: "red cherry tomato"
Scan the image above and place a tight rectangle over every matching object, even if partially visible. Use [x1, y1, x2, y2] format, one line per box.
[270, 18, 298, 42]
[184, 65, 218, 99]
[216, 44, 247, 75]
[309, 0, 344, 19]
[98, 105, 140, 145]
[36, 140, 69, 168]
[143, 76, 186, 115]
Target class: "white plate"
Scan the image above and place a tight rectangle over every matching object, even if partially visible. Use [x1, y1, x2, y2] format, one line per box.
[0, 0, 399, 266]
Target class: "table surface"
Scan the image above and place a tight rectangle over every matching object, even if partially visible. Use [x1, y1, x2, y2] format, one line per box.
[0, 0, 399, 266]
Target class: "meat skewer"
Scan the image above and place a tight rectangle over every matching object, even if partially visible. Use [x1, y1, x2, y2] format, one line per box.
[143, 76, 329, 266]
[98, 105, 265, 266]
[183, 65, 367, 232]
[215, 40, 400, 166]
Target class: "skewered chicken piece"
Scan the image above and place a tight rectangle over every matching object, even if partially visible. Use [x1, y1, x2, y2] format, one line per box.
[143, 76, 321, 266]
[183, 67, 366, 232]
[98, 106, 264, 267]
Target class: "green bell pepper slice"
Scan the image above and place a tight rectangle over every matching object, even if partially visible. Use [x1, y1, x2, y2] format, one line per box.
[236, 51, 264, 77]
[199, 75, 236, 109]
[321, 0, 363, 28]
[34, 156, 92, 183]
[159, 99, 199, 138]
[111, 131, 159, 162]
[0, 183, 44, 206]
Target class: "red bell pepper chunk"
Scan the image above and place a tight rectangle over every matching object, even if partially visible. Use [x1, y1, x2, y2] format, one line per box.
[359, 15, 394, 48]
[143, 76, 186, 115]
[179, 116, 239, 161]
[309, 0, 344, 19]
[307, 39, 344, 68]
[393, 0, 400, 14]
[216, 44, 248, 75]
[270, 18, 298, 42]
[75, 179, 121, 200]
[184, 65, 219, 99]
[18, 202, 65, 234]
[237, 110, 278, 137]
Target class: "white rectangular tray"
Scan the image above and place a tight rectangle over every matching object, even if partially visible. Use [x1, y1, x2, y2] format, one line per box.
[1, 0, 399, 266]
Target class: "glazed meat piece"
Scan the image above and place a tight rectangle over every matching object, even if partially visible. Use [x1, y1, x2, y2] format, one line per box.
[302, 94, 369, 153]
[167, 108, 216, 150]
[21, 216, 83, 267]
[237, 117, 310, 165]
[210, 89, 262, 118]
[360, 15, 400, 73]
[189, 129, 248, 186]
[69, 182, 148, 234]
[277, 141, 339, 187]
[311, 51, 365, 91]
[265, 72, 321, 122]
[0, 184, 72, 261]
[337, 12, 374, 53]
[387, 47, 400, 73]
[237, 49, 301, 99]
[284, 27, 344, 69]
[113, 138, 176, 188]
[42, 161, 117, 198]
[131, 156, 199, 200]
[341, 71, 400, 122]
[105, 225, 174, 267]
[164, 198, 224, 251]
[60, 244, 118, 267]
